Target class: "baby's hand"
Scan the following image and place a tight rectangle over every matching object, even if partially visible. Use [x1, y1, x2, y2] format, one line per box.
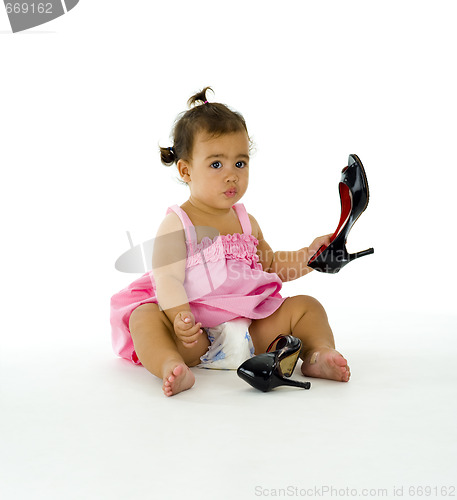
[308, 234, 333, 259]
[174, 311, 203, 348]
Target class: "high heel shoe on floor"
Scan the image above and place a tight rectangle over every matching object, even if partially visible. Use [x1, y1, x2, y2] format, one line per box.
[307, 154, 374, 274]
[237, 334, 311, 392]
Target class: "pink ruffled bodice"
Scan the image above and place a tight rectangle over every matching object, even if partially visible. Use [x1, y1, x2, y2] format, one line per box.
[185, 233, 263, 271]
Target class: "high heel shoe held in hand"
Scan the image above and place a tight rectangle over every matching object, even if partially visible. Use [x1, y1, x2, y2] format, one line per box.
[307, 154, 374, 274]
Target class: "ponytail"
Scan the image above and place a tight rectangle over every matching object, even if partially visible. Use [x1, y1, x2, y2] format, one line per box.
[187, 86, 213, 107]
[159, 146, 177, 166]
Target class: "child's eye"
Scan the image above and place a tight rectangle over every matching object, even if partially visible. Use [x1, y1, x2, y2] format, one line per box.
[210, 161, 222, 169]
[236, 161, 247, 169]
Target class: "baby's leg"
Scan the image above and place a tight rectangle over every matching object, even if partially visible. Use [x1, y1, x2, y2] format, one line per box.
[248, 296, 350, 382]
[128, 303, 210, 396]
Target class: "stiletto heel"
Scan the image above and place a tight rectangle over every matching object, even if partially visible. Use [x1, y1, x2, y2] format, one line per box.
[307, 154, 374, 274]
[351, 248, 375, 260]
[237, 335, 311, 392]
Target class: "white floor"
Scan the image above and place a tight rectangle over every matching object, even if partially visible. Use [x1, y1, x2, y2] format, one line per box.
[1, 309, 456, 500]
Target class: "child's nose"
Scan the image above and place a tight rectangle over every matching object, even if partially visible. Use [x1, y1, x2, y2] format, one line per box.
[225, 167, 239, 182]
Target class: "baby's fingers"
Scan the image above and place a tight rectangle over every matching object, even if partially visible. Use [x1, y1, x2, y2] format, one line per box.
[181, 325, 204, 348]
[178, 313, 197, 329]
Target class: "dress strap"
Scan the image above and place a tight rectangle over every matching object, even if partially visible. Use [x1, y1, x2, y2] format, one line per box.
[166, 205, 197, 252]
[232, 203, 252, 235]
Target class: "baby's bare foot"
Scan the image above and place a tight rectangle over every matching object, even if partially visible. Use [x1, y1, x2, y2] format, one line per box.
[162, 363, 195, 397]
[301, 347, 350, 382]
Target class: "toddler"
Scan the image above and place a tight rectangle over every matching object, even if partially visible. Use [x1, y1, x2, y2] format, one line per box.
[110, 88, 350, 396]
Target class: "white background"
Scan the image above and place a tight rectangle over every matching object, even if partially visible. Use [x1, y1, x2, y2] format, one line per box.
[1, 1, 456, 320]
[1, 2, 456, 499]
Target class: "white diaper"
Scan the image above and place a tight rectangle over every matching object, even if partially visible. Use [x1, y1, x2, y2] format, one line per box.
[198, 318, 255, 370]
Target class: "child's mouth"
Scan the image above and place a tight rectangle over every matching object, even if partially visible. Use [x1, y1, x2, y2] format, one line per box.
[224, 189, 237, 198]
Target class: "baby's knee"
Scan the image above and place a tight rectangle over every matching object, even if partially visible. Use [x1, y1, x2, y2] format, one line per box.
[289, 294, 326, 318]
[128, 302, 168, 332]
[303, 294, 325, 309]
[290, 295, 326, 329]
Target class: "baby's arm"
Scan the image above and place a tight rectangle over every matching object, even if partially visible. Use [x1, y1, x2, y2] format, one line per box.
[152, 212, 202, 347]
[249, 213, 331, 282]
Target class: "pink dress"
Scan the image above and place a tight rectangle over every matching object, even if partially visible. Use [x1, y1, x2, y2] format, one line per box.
[110, 203, 287, 364]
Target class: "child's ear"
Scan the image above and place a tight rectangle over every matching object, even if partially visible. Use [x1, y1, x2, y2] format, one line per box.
[177, 159, 191, 182]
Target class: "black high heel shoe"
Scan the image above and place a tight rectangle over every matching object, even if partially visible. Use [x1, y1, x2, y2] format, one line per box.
[307, 154, 374, 273]
[237, 335, 311, 392]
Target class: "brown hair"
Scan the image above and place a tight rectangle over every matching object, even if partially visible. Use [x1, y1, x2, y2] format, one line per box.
[159, 87, 251, 167]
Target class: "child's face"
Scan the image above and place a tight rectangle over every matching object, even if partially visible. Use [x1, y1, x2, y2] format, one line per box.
[178, 130, 250, 211]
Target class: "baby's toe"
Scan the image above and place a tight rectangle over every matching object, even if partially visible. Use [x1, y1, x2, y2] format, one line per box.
[341, 364, 351, 382]
[334, 353, 348, 367]
[172, 365, 184, 377]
